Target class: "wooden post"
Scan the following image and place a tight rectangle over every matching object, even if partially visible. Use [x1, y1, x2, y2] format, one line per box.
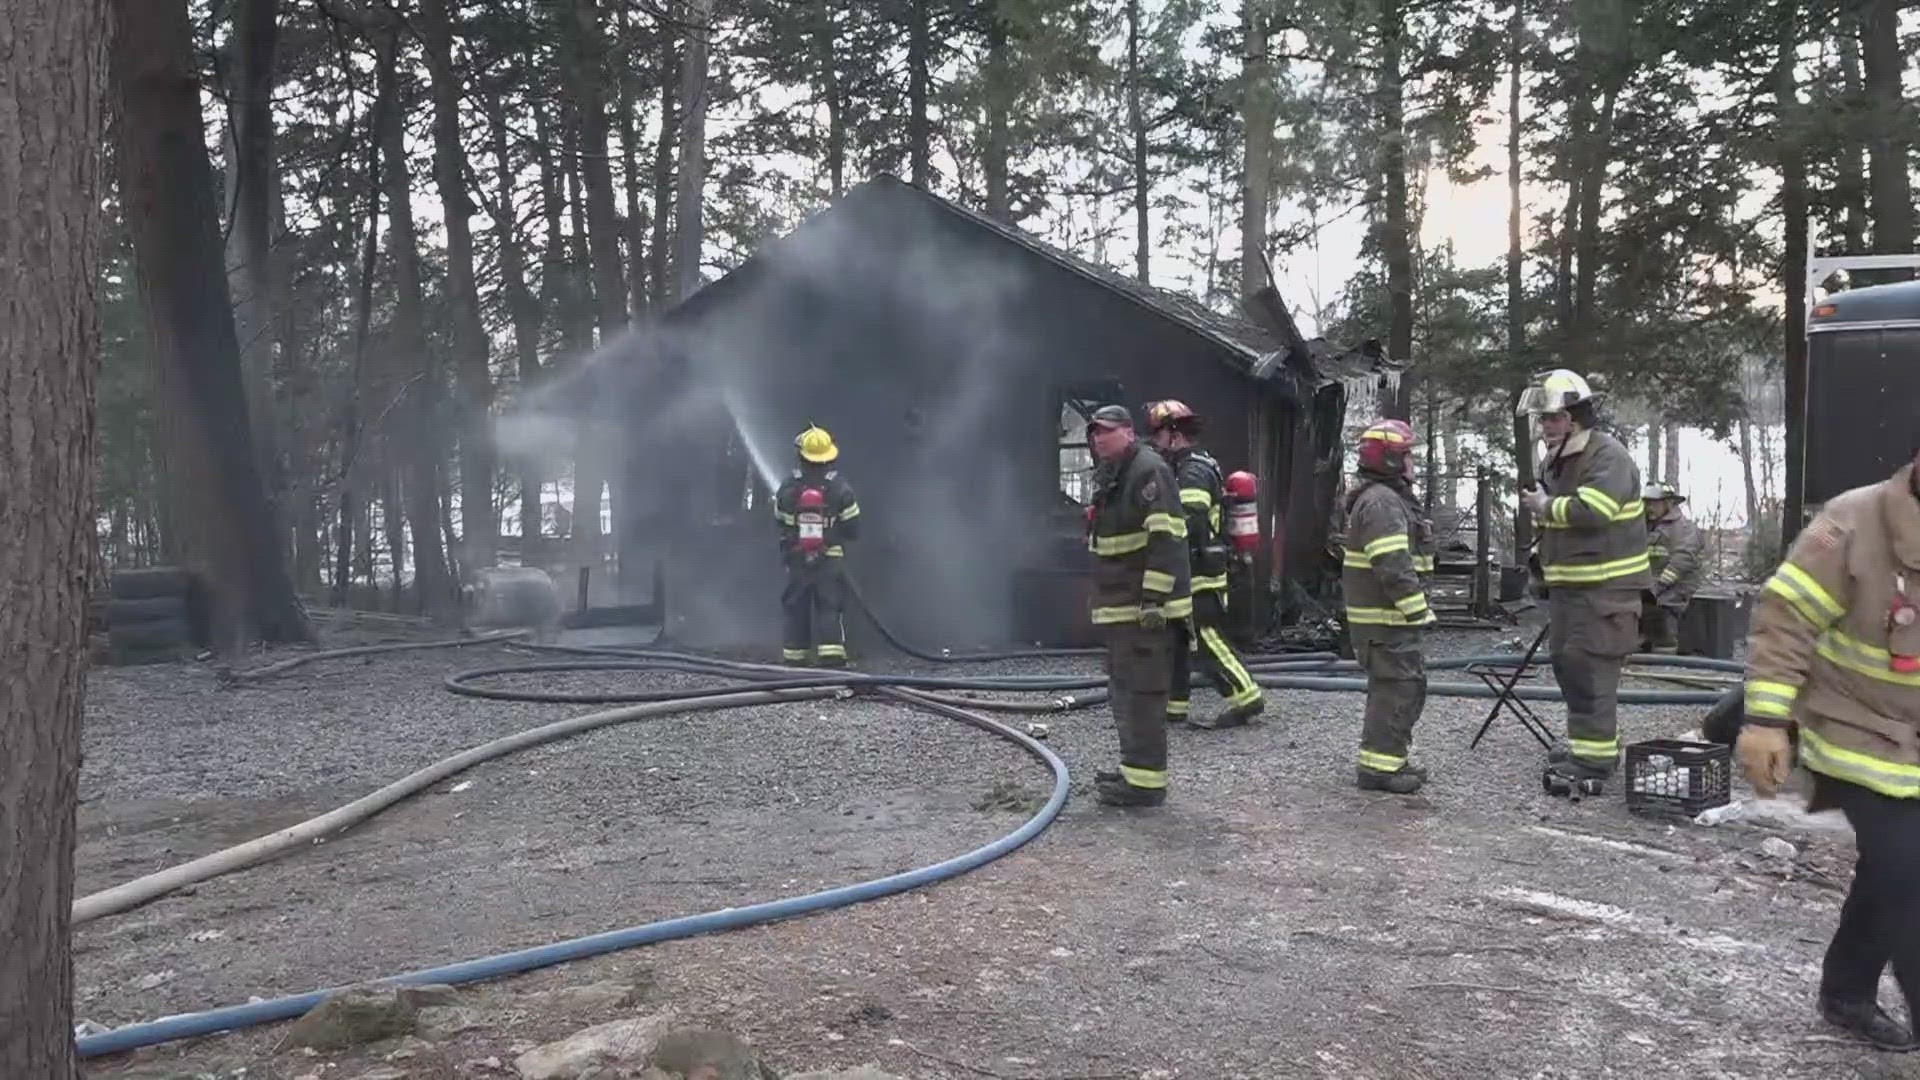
[1474, 470, 1493, 619]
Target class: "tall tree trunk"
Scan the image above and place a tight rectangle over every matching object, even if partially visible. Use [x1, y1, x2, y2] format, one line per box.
[566, 135, 604, 565]
[615, 0, 650, 316]
[908, 0, 932, 187]
[985, 0, 1012, 223]
[1738, 411, 1760, 527]
[222, 0, 283, 501]
[420, 0, 497, 574]
[1662, 419, 1681, 487]
[1507, 0, 1533, 565]
[373, 27, 455, 615]
[569, 0, 630, 333]
[381, 472, 407, 606]
[1378, 0, 1414, 419]
[1837, 19, 1869, 254]
[676, 0, 713, 300]
[335, 79, 385, 605]
[650, 37, 678, 308]
[816, 3, 846, 197]
[485, 91, 546, 547]
[1572, 86, 1619, 334]
[1126, 0, 1149, 279]
[1779, 0, 1811, 544]
[112, 0, 312, 646]
[1646, 418, 1662, 481]
[1239, 0, 1273, 304]
[536, 102, 586, 357]
[0, 3, 105, 1073]
[1861, 0, 1914, 274]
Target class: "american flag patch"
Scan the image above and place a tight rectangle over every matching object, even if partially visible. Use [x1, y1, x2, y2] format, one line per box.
[1801, 518, 1843, 553]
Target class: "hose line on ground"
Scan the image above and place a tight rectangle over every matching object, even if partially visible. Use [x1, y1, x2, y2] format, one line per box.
[74, 675, 1072, 1059]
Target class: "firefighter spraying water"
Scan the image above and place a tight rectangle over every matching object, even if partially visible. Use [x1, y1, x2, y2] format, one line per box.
[774, 426, 861, 666]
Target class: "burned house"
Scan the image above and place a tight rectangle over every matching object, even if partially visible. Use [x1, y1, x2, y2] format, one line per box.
[552, 176, 1392, 651]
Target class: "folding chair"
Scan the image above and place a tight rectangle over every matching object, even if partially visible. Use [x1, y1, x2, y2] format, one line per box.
[1467, 620, 1554, 749]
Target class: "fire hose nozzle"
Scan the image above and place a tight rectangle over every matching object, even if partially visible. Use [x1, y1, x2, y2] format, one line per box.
[1053, 696, 1076, 710]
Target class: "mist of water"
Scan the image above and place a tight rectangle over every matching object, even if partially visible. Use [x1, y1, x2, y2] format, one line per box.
[497, 189, 1051, 648]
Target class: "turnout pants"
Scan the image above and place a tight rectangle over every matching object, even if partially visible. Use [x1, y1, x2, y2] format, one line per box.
[1105, 621, 1176, 791]
[1811, 773, 1920, 1016]
[781, 559, 847, 664]
[1639, 593, 1681, 652]
[1170, 591, 1263, 719]
[1548, 588, 1641, 771]
[1352, 624, 1428, 774]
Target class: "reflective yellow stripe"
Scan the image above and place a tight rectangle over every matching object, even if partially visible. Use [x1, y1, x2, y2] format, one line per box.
[1091, 531, 1149, 556]
[1612, 500, 1645, 522]
[1411, 555, 1434, 572]
[1364, 533, 1411, 558]
[1342, 551, 1372, 569]
[1648, 545, 1669, 558]
[1191, 573, 1229, 593]
[1744, 679, 1799, 720]
[1658, 569, 1679, 584]
[815, 643, 846, 658]
[1576, 485, 1620, 517]
[1551, 496, 1573, 524]
[837, 503, 860, 521]
[1093, 597, 1197, 624]
[1120, 765, 1168, 789]
[781, 648, 810, 661]
[1765, 563, 1845, 628]
[1392, 594, 1431, 617]
[824, 545, 844, 557]
[1199, 626, 1261, 707]
[1568, 737, 1620, 763]
[1346, 605, 1437, 627]
[1358, 749, 1407, 773]
[1800, 727, 1920, 798]
[1541, 552, 1650, 585]
[1180, 487, 1213, 509]
[1142, 569, 1175, 593]
[776, 512, 797, 525]
[1166, 699, 1191, 716]
[1143, 512, 1186, 537]
[1816, 628, 1920, 687]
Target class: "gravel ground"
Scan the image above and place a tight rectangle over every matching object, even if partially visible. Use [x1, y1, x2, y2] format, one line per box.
[71, 624, 1919, 1080]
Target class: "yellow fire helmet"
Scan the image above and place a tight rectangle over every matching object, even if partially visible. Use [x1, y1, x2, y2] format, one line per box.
[795, 424, 838, 464]
[1515, 369, 1598, 416]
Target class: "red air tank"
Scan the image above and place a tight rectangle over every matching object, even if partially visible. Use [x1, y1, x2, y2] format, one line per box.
[1223, 471, 1260, 557]
[796, 487, 827, 557]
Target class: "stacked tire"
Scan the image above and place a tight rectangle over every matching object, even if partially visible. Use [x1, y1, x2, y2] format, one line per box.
[102, 567, 200, 664]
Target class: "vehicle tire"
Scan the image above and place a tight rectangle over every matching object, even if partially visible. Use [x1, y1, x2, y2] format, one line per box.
[109, 616, 192, 651]
[110, 566, 192, 600]
[105, 595, 190, 624]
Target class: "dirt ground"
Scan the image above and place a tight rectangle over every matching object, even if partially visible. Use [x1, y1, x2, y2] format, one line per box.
[70, 622, 1920, 1080]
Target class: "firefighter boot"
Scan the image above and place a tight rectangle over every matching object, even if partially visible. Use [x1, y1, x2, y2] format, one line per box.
[1357, 765, 1426, 795]
[1543, 758, 1609, 799]
[1094, 770, 1166, 807]
[1818, 995, 1919, 1052]
[1191, 698, 1265, 730]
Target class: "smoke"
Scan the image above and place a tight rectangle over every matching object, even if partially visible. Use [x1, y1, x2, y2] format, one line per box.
[501, 188, 1051, 649]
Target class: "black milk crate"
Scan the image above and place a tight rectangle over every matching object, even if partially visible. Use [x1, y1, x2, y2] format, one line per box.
[1624, 738, 1731, 818]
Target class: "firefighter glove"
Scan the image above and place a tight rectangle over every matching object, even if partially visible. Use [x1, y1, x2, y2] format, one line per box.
[1521, 486, 1551, 518]
[1735, 724, 1795, 798]
[1138, 603, 1167, 630]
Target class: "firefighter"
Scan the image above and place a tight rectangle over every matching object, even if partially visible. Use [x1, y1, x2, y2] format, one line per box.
[1143, 399, 1266, 730]
[1085, 404, 1192, 807]
[1640, 481, 1705, 654]
[1736, 426, 1920, 1051]
[1517, 369, 1652, 794]
[773, 425, 860, 667]
[1341, 419, 1435, 794]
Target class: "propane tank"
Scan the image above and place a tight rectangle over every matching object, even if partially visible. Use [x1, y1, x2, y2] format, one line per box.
[796, 487, 828, 558]
[1223, 471, 1260, 559]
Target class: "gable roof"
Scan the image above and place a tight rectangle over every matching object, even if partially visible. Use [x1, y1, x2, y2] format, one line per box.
[668, 174, 1288, 377]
